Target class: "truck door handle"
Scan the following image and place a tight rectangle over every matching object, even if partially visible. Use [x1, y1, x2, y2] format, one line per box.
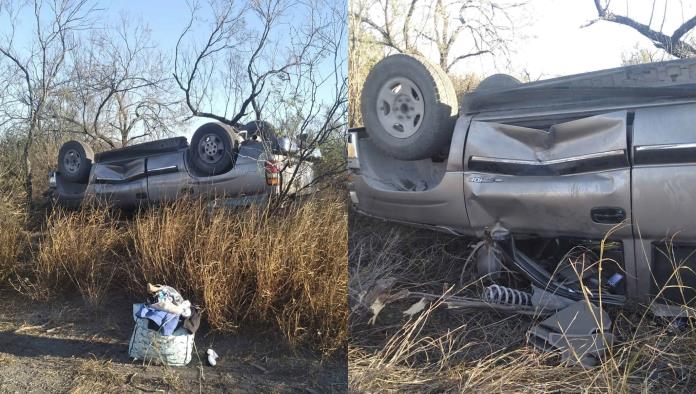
[591, 207, 626, 224]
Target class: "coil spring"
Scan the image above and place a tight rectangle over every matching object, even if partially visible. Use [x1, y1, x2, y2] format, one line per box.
[482, 284, 532, 306]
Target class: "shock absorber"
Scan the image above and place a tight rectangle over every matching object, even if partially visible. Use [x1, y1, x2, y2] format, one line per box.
[482, 284, 532, 306]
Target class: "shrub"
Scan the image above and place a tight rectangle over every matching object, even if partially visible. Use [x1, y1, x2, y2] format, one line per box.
[32, 208, 128, 308]
[0, 196, 26, 282]
[129, 193, 348, 353]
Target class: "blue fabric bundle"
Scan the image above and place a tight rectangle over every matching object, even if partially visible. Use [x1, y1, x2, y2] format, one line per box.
[135, 304, 180, 336]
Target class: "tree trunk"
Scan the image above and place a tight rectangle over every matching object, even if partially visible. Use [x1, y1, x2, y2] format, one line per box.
[23, 120, 35, 213]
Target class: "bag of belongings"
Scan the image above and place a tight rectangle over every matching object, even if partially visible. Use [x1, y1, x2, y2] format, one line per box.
[128, 283, 202, 366]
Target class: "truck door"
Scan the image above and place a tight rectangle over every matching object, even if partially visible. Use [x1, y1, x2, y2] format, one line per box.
[463, 111, 633, 241]
[631, 103, 696, 306]
[146, 151, 192, 203]
[92, 157, 148, 207]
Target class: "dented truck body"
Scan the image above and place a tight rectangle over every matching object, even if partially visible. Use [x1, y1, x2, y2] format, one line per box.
[349, 57, 696, 308]
[51, 122, 318, 209]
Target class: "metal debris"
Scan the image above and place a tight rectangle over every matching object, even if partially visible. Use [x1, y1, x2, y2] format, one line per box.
[527, 300, 614, 368]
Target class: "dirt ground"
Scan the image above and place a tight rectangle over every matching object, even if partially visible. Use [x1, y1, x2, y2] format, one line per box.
[0, 288, 347, 393]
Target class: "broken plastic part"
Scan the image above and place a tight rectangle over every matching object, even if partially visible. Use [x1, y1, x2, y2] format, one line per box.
[527, 300, 614, 368]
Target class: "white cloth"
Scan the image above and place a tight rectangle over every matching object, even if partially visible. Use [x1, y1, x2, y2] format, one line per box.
[150, 299, 192, 318]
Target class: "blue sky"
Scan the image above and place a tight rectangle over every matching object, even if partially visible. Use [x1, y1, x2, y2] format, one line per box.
[99, 0, 347, 138]
[102, 1, 194, 53]
[1, 0, 347, 139]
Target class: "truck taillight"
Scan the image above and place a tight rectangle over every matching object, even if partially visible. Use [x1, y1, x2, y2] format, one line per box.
[347, 133, 357, 159]
[264, 160, 280, 186]
[347, 131, 360, 169]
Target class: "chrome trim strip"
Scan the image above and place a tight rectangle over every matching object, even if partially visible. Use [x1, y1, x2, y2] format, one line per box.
[634, 142, 696, 165]
[95, 171, 148, 184]
[635, 142, 696, 152]
[470, 150, 626, 166]
[147, 165, 178, 173]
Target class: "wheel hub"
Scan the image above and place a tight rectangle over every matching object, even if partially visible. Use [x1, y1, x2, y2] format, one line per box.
[376, 77, 425, 139]
[63, 149, 81, 173]
[198, 134, 224, 164]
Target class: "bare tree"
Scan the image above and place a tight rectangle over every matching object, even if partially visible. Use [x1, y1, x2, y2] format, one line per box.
[621, 43, 662, 65]
[354, 0, 522, 72]
[0, 0, 95, 210]
[590, 0, 696, 58]
[349, 6, 383, 127]
[174, 0, 347, 202]
[173, 0, 256, 126]
[52, 16, 184, 148]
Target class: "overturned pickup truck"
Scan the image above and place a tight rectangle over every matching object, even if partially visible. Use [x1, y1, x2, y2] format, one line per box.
[51, 121, 319, 208]
[349, 54, 696, 315]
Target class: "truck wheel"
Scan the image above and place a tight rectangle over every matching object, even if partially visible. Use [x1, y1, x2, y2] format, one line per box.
[360, 54, 458, 160]
[244, 120, 279, 150]
[58, 140, 94, 183]
[476, 74, 521, 91]
[189, 122, 239, 176]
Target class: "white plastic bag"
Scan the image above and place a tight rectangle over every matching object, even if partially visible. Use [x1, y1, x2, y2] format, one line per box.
[127, 304, 194, 366]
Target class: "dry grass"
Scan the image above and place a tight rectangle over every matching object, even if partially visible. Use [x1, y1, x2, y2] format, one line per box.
[0, 196, 27, 282]
[6, 192, 347, 353]
[0, 134, 347, 355]
[29, 138, 62, 199]
[25, 208, 128, 307]
[69, 359, 124, 394]
[348, 214, 696, 393]
[128, 193, 348, 353]
[0, 137, 29, 281]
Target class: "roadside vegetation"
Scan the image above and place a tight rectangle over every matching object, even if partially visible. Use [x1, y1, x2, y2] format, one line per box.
[0, 189, 347, 355]
[0, 129, 348, 356]
[0, 0, 348, 359]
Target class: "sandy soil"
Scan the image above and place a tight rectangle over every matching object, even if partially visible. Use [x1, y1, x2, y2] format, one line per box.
[0, 289, 346, 393]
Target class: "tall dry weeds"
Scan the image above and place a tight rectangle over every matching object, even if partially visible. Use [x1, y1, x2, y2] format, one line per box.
[5, 192, 347, 353]
[30, 208, 128, 307]
[0, 136, 30, 280]
[0, 196, 27, 281]
[129, 193, 348, 353]
[349, 214, 696, 392]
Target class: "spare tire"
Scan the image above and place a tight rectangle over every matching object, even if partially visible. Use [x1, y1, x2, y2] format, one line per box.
[477, 74, 521, 91]
[244, 120, 280, 150]
[360, 54, 458, 160]
[189, 122, 239, 176]
[58, 140, 94, 183]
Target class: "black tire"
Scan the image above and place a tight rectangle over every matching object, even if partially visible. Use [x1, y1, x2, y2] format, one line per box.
[477, 74, 521, 91]
[58, 140, 94, 183]
[189, 122, 239, 176]
[244, 120, 280, 150]
[360, 54, 458, 160]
